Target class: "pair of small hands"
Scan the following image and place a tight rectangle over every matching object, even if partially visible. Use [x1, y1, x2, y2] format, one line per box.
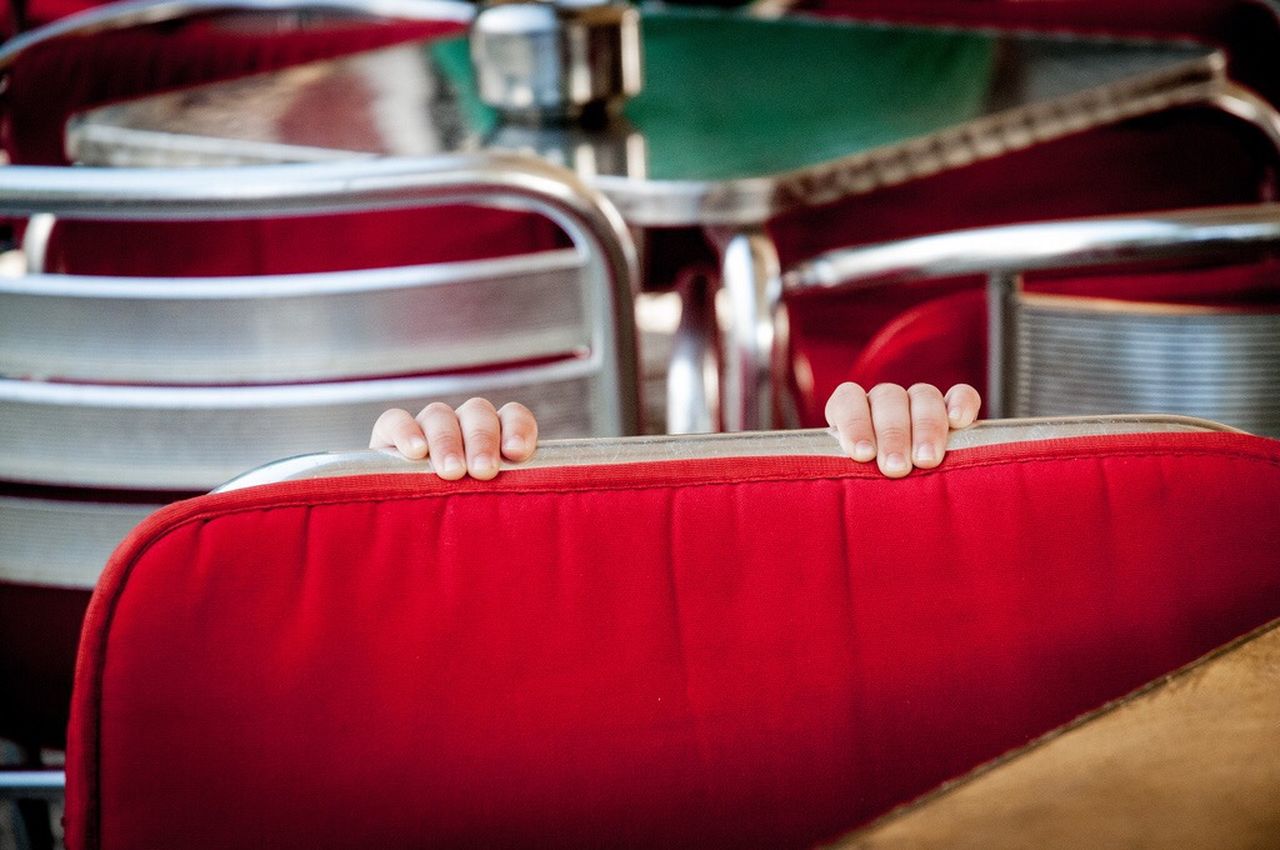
[370, 382, 981, 480]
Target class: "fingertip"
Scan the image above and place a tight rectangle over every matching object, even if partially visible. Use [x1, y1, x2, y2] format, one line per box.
[502, 434, 531, 461]
[468, 454, 499, 481]
[401, 434, 428, 459]
[913, 442, 940, 469]
[852, 439, 876, 463]
[879, 451, 911, 479]
[437, 455, 467, 481]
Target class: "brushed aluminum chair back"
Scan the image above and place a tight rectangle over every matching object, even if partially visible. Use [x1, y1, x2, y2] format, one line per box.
[0, 155, 639, 494]
[784, 204, 1280, 437]
[1007, 293, 1280, 433]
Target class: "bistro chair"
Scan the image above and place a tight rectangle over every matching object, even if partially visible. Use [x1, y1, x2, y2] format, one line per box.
[62, 415, 1280, 848]
[797, 205, 1280, 431]
[0, 0, 516, 304]
[0, 153, 638, 803]
[755, 0, 1280, 430]
[674, 205, 1280, 436]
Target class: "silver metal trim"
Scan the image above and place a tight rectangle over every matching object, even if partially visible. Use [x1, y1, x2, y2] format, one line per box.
[0, 357, 605, 488]
[0, 0, 474, 70]
[715, 228, 783, 432]
[214, 414, 1242, 492]
[0, 495, 158, 588]
[788, 205, 1280, 292]
[2, 249, 589, 384]
[0, 770, 65, 801]
[665, 272, 718, 435]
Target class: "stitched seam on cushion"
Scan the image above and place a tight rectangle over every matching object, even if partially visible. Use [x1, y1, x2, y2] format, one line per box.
[81, 442, 1280, 841]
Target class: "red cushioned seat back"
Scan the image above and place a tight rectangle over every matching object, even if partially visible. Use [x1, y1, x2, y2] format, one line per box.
[66, 430, 1280, 849]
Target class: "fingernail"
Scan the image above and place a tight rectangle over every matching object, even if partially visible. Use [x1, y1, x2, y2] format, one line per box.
[471, 455, 495, 476]
[853, 440, 876, 462]
[914, 444, 936, 465]
[408, 437, 427, 455]
[442, 455, 465, 477]
[503, 436, 525, 455]
[885, 452, 909, 474]
[948, 406, 964, 426]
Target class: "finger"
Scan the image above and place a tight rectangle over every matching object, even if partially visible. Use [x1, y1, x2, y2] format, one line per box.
[416, 402, 467, 480]
[497, 401, 538, 462]
[369, 408, 428, 459]
[944, 383, 982, 428]
[907, 383, 949, 470]
[868, 383, 912, 478]
[824, 382, 876, 462]
[456, 397, 502, 481]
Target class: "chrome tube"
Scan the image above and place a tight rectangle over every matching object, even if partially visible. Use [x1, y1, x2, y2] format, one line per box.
[717, 228, 783, 432]
[787, 205, 1280, 294]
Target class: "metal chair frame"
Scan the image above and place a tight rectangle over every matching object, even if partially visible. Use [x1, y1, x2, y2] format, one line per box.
[667, 204, 1280, 435]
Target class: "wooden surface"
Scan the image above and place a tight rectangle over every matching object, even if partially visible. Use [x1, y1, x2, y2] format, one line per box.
[831, 619, 1280, 849]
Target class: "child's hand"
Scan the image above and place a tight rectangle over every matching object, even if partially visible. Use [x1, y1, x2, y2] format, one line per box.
[369, 398, 538, 481]
[825, 382, 981, 478]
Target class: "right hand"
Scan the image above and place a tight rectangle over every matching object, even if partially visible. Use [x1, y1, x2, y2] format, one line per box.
[369, 398, 538, 481]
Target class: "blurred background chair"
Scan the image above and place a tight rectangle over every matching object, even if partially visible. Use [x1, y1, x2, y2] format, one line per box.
[779, 204, 1280, 434]
[740, 0, 1280, 425]
[0, 0, 564, 290]
[667, 204, 1280, 436]
[62, 417, 1280, 848]
[0, 154, 638, 844]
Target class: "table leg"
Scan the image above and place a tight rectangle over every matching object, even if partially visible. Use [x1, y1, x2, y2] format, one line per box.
[707, 225, 784, 432]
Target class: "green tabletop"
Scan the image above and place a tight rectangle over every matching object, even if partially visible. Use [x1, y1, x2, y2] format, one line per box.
[432, 9, 997, 181]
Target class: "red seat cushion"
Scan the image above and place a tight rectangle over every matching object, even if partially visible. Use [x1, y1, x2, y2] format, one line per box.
[67, 431, 1280, 849]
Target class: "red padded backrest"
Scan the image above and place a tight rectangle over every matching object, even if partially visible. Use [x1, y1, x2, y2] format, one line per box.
[66, 432, 1280, 849]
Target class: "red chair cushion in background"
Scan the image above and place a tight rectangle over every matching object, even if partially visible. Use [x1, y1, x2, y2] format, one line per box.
[67, 431, 1280, 849]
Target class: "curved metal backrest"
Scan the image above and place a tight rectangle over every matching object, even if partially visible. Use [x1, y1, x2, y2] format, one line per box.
[0, 0, 473, 69]
[786, 205, 1280, 434]
[0, 154, 641, 490]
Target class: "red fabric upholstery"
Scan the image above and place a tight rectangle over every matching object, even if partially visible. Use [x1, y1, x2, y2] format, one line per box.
[67, 431, 1280, 849]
